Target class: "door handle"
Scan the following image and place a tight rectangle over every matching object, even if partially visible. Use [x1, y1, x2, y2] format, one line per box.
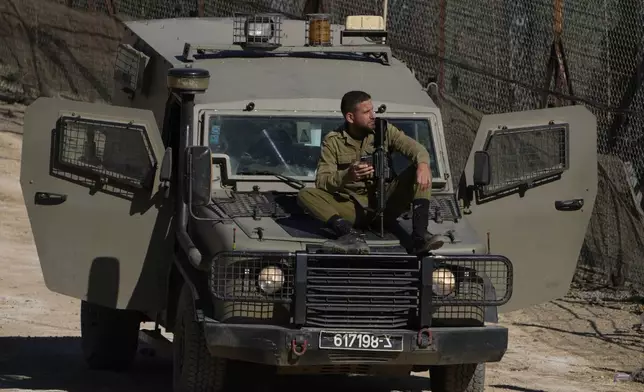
[34, 192, 67, 206]
[555, 198, 583, 211]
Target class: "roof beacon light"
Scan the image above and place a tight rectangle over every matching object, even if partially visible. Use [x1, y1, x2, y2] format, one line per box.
[167, 67, 210, 94]
[341, 15, 388, 44]
[233, 13, 283, 49]
[246, 17, 273, 41]
[306, 14, 332, 46]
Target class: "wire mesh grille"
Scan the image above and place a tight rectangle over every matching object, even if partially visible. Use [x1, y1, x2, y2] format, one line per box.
[68, 0, 201, 19]
[24, 0, 644, 294]
[208, 251, 511, 327]
[431, 257, 513, 306]
[212, 192, 289, 218]
[481, 124, 568, 196]
[427, 195, 461, 222]
[56, 115, 157, 188]
[209, 251, 295, 303]
[113, 44, 148, 92]
[303, 253, 511, 329]
[430, 256, 513, 326]
[233, 13, 283, 48]
[305, 13, 333, 47]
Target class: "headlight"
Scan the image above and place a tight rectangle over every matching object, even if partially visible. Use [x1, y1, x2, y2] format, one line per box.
[432, 268, 456, 296]
[257, 266, 284, 294]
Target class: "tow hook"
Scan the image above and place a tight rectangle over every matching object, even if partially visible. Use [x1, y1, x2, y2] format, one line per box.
[417, 328, 432, 348]
[291, 336, 308, 357]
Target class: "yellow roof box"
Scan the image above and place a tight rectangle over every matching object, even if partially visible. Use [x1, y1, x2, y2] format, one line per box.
[345, 15, 385, 31]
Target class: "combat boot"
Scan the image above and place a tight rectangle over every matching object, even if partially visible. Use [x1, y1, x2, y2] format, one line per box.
[321, 216, 370, 254]
[410, 199, 447, 255]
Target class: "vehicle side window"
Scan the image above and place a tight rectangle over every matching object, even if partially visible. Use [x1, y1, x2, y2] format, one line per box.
[479, 124, 569, 197]
[55, 115, 157, 189]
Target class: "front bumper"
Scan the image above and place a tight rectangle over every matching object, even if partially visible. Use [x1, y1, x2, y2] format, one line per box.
[203, 320, 508, 367]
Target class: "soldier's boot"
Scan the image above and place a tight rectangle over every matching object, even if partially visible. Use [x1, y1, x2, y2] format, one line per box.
[321, 215, 370, 254]
[410, 199, 447, 255]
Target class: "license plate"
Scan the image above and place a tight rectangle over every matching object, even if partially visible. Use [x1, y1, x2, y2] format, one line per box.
[318, 331, 404, 352]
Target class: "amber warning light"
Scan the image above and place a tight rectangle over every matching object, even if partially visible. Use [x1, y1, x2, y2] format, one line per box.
[306, 14, 332, 46]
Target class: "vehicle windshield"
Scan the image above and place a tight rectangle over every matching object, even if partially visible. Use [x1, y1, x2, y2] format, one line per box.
[207, 115, 441, 179]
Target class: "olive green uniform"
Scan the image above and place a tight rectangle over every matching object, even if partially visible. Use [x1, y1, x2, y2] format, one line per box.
[297, 122, 445, 254]
[298, 124, 444, 254]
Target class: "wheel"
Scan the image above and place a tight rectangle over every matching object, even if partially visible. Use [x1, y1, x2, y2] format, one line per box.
[173, 284, 227, 392]
[80, 300, 141, 371]
[429, 363, 485, 392]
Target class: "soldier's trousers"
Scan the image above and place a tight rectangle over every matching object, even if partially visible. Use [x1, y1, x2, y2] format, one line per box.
[297, 165, 431, 228]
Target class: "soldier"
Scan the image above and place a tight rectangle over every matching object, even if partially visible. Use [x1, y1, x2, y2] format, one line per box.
[297, 90, 447, 254]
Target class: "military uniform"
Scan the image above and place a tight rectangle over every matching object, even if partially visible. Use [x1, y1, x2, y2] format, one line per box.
[297, 122, 446, 254]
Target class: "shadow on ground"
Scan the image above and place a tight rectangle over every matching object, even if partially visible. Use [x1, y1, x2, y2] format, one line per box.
[0, 336, 437, 392]
[489, 385, 546, 392]
[0, 336, 171, 392]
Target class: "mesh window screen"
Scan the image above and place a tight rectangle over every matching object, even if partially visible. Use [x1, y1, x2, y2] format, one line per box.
[57, 116, 157, 188]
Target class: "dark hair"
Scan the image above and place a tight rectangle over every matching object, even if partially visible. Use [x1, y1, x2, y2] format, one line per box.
[340, 90, 371, 116]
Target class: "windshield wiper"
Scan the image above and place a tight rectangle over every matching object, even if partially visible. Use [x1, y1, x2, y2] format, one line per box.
[236, 170, 306, 190]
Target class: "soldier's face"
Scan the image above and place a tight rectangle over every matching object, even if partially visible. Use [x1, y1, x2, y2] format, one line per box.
[347, 100, 375, 131]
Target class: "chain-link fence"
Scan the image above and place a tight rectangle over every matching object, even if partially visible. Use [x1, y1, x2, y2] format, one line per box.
[3, 0, 644, 296]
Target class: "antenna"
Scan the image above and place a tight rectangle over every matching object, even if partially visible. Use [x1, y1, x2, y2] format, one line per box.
[383, 0, 388, 31]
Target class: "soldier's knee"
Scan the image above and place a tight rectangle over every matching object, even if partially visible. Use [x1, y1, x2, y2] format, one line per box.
[297, 187, 313, 205]
[297, 187, 324, 208]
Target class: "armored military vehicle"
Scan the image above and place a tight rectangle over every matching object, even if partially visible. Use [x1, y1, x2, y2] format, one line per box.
[19, 12, 597, 392]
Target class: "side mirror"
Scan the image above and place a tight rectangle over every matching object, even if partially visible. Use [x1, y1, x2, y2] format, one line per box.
[187, 146, 213, 207]
[473, 150, 491, 187]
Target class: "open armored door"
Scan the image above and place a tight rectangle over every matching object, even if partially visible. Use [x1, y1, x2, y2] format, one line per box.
[461, 105, 597, 313]
[19, 97, 174, 311]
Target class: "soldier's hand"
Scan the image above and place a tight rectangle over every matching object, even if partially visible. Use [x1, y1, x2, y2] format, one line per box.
[349, 161, 374, 181]
[416, 163, 431, 191]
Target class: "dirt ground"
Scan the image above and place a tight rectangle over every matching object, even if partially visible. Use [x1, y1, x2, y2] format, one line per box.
[0, 102, 642, 392]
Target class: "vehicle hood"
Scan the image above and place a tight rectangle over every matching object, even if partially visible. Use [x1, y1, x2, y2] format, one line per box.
[204, 191, 483, 254]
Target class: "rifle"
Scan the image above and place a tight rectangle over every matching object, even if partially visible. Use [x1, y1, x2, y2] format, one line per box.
[372, 117, 390, 238]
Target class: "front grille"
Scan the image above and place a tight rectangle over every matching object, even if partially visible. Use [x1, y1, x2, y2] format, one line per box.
[304, 254, 420, 329]
[207, 251, 514, 328]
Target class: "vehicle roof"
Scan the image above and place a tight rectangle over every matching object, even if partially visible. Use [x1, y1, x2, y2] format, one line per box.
[124, 17, 439, 108]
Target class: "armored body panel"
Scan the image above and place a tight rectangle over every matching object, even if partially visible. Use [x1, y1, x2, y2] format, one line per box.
[19, 98, 173, 311]
[20, 14, 597, 319]
[462, 105, 597, 311]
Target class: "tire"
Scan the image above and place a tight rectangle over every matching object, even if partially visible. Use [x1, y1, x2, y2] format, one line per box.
[173, 284, 227, 392]
[80, 300, 141, 371]
[429, 363, 485, 392]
